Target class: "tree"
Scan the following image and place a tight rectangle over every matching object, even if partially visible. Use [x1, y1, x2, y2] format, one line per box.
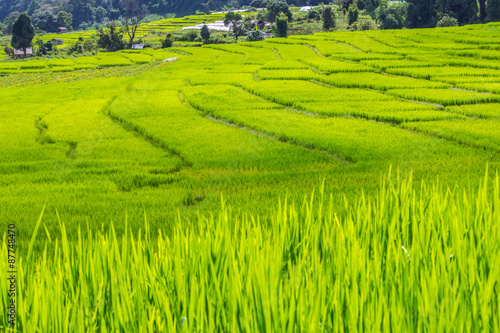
[97, 23, 125, 51]
[57, 11, 73, 30]
[348, 4, 359, 25]
[266, 0, 292, 22]
[32, 11, 59, 32]
[478, 0, 487, 21]
[322, 6, 336, 31]
[27, 0, 40, 15]
[161, 33, 174, 47]
[200, 24, 211, 42]
[340, 0, 354, 12]
[224, 11, 242, 25]
[224, 12, 246, 37]
[11, 13, 35, 57]
[436, 14, 458, 26]
[376, 1, 407, 29]
[435, 0, 478, 25]
[34, 38, 53, 56]
[358, 0, 381, 18]
[405, 0, 434, 28]
[272, 13, 288, 38]
[487, 0, 500, 22]
[121, 0, 148, 49]
[94, 6, 108, 23]
[4, 11, 20, 35]
[4, 46, 14, 58]
[246, 26, 264, 41]
[250, 0, 267, 7]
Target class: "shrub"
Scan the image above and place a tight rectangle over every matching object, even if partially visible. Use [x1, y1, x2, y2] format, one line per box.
[437, 15, 459, 27]
[322, 6, 336, 31]
[200, 24, 211, 42]
[246, 27, 265, 41]
[348, 4, 359, 26]
[162, 34, 174, 48]
[272, 13, 288, 38]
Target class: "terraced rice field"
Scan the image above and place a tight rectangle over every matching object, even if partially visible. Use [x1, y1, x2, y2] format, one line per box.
[33, 13, 227, 49]
[1, 22, 499, 332]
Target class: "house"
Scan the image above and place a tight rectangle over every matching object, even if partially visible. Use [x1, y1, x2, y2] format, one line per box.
[58, 27, 67, 34]
[299, 6, 312, 12]
[13, 47, 32, 59]
[51, 39, 64, 46]
[131, 44, 145, 50]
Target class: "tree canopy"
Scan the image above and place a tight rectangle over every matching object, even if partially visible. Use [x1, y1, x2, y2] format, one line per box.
[11, 12, 35, 53]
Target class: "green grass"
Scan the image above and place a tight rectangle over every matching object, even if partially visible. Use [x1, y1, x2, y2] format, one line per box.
[401, 118, 500, 151]
[386, 88, 500, 106]
[1, 172, 498, 331]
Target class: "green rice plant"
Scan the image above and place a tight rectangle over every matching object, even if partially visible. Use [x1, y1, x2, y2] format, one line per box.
[74, 57, 100, 65]
[289, 35, 326, 41]
[446, 104, 500, 118]
[257, 69, 321, 80]
[386, 88, 500, 106]
[18, 60, 48, 69]
[74, 64, 98, 70]
[295, 100, 456, 122]
[2, 172, 498, 331]
[108, 89, 333, 170]
[408, 53, 500, 70]
[447, 49, 500, 60]
[17, 68, 49, 73]
[316, 72, 449, 90]
[386, 66, 500, 80]
[97, 55, 133, 67]
[264, 37, 307, 45]
[401, 118, 500, 150]
[204, 44, 275, 65]
[186, 72, 254, 86]
[47, 59, 76, 67]
[0, 63, 20, 70]
[361, 59, 437, 70]
[51, 66, 74, 72]
[453, 36, 500, 44]
[336, 53, 404, 61]
[142, 50, 182, 61]
[119, 53, 153, 64]
[261, 60, 309, 69]
[307, 40, 363, 56]
[300, 57, 375, 74]
[237, 80, 391, 106]
[456, 82, 500, 94]
[181, 85, 283, 112]
[269, 43, 322, 60]
[182, 85, 471, 161]
[432, 76, 500, 84]
[370, 34, 420, 48]
[319, 33, 397, 53]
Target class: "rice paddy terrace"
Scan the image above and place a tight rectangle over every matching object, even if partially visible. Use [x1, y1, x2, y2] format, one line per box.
[1, 22, 500, 332]
[1, 23, 500, 237]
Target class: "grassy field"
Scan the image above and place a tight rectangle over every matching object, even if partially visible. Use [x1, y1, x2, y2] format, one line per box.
[1, 21, 500, 331]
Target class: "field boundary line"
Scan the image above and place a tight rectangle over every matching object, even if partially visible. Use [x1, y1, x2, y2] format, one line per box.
[271, 48, 282, 60]
[179, 91, 353, 165]
[103, 95, 193, 169]
[400, 125, 500, 155]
